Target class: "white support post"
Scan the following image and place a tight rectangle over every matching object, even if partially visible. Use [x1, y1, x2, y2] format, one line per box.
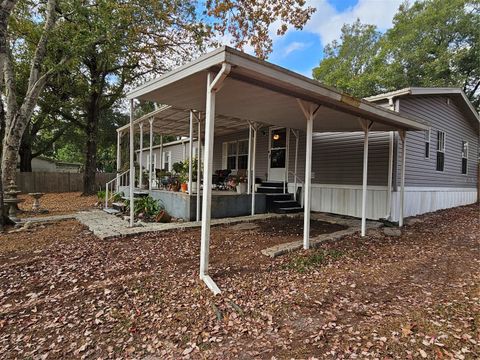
[139, 122, 144, 189]
[247, 124, 252, 195]
[294, 130, 299, 201]
[148, 118, 154, 191]
[159, 135, 163, 171]
[303, 114, 313, 249]
[386, 131, 394, 219]
[188, 111, 194, 194]
[297, 100, 320, 250]
[399, 130, 407, 227]
[116, 130, 121, 192]
[251, 126, 257, 215]
[129, 99, 135, 227]
[196, 116, 202, 221]
[200, 63, 230, 295]
[360, 120, 372, 237]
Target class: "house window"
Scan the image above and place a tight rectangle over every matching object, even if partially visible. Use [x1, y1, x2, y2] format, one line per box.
[436, 131, 445, 172]
[461, 141, 468, 175]
[223, 139, 249, 170]
[163, 151, 172, 171]
[237, 140, 249, 169]
[424, 130, 430, 158]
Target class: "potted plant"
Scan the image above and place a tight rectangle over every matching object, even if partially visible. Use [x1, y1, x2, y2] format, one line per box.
[172, 161, 188, 192]
[186, 158, 199, 193]
[228, 175, 248, 194]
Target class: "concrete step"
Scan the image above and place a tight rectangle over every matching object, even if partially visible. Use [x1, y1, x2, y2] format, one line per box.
[272, 200, 299, 208]
[133, 191, 149, 197]
[112, 202, 127, 212]
[257, 186, 285, 194]
[103, 207, 120, 215]
[275, 206, 303, 214]
[265, 193, 293, 211]
[261, 181, 286, 188]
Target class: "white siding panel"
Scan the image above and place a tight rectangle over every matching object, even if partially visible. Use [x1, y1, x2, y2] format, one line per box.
[291, 184, 389, 220]
[390, 187, 477, 221]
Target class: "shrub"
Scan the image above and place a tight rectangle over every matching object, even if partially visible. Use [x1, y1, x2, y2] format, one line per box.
[97, 190, 106, 201]
[128, 196, 163, 219]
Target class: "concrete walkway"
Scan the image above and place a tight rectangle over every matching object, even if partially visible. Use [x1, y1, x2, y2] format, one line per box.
[18, 214, 76, 224]
[261, 213, 383, 258]
[74, 210, 292, 240]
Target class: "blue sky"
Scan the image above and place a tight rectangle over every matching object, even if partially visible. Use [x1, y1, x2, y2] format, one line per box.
[214, 0, 404, 78]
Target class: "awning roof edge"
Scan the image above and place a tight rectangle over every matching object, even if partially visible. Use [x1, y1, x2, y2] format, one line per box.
[127, 46, 430, 132]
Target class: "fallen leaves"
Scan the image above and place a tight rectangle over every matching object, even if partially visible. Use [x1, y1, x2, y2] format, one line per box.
[0, 204, 478, 359]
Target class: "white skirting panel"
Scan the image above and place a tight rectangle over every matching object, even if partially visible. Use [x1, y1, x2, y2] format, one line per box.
[289, 184, 389, 220]
[289, 184, 478, 222]
[390, 187, 478, 222]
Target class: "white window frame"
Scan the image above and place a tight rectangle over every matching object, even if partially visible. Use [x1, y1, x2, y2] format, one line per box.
[436, 131, 446, 172]
[424, 130, 430, 159]
[461, 140, 468, 175]
[222, 139, 248, 170]
[162, 151, 172, 172]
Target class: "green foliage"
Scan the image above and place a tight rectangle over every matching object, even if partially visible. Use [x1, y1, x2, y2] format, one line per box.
[313, 20, 382, 98]
[129, 196, 163, 219]
[312, 0, 480, 108]
[97, 190, 106, 201]
[172, 161, 188, 184]
[285, 249, 344, 273]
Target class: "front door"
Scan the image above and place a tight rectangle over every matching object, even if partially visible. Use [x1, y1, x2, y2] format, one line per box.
[268, 127, 288, 181]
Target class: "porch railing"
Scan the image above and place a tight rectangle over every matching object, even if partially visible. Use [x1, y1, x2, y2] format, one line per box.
[288, 170, 304, 208]
[105, 169, 129, 208]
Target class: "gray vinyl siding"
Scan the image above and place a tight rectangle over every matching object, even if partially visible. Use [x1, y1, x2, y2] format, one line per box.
[289, 131, 390, 186]
[396, 96, 478, 188]
[213, 128, 390, 186]
[213, 128, 269, 180]
[138, 140, 198, 170]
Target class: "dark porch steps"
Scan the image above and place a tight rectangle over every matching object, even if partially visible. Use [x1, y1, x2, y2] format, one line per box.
[257, 182, 286, 194]
[259, 181, 302, 214]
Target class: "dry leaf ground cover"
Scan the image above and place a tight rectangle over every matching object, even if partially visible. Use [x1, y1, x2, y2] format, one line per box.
[18, 192, 98, 217]
[0, 204, 479, 359]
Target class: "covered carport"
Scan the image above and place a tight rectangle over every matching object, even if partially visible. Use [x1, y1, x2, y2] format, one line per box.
[127, 46, 429, 294]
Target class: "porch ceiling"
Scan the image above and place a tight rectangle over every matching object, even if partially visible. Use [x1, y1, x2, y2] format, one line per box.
[127, 46, 430, 133]
[117, 105, 257, 137]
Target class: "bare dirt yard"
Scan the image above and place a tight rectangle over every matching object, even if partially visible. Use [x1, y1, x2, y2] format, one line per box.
[0, 204, 478, 359]
[18, 192, 98, 217]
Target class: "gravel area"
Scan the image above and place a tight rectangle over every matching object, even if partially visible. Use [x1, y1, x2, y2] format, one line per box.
[0, 204, 478, 359]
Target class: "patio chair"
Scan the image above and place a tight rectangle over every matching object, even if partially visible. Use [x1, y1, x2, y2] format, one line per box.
[212, 169, 231, 190]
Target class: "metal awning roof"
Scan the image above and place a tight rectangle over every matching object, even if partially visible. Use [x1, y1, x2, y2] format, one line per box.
[117, 105, 258, 137]
[126, 46, 429, 133]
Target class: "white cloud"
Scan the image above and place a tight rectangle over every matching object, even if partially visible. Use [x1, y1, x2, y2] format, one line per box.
[305, 0, 404, 45]
[283, 41, 312, 57]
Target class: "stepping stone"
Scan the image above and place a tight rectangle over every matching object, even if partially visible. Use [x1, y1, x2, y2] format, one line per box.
[230, 222, 259, 231]
[384, 227, 402, 237]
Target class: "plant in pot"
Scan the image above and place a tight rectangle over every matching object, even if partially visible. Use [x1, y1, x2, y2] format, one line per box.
[228, 175, 248, 194]
[185, 157, 199, 193]
[172, 161, 188, 192]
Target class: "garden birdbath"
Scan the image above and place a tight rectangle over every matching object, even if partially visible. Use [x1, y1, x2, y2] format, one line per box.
[29, 192, 46, 212]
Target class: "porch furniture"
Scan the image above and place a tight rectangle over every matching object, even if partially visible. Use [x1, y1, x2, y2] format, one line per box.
[212, 169, 231, 190]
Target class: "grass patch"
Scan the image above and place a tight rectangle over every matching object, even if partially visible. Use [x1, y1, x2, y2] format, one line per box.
[285, 249, 344, 273]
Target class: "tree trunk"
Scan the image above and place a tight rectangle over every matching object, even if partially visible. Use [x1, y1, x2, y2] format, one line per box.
[19, 141, 33, 172]
[1, 113, 25, 185]
[0, 0, 19, 230]
[82, 94, 100, 195]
